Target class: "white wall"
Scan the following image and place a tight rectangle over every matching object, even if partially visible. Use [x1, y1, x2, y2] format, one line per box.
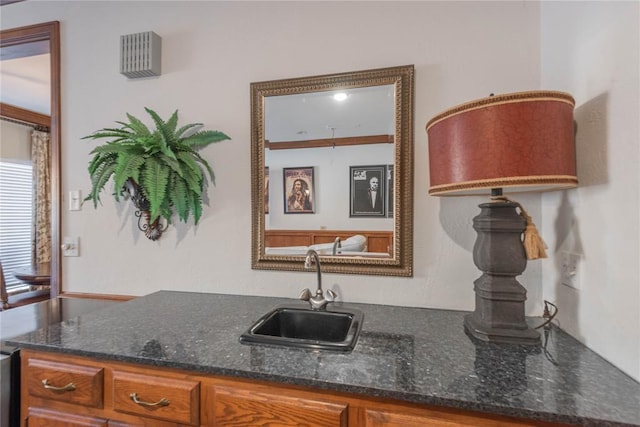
[540, 2, 640, 381]
[6, 2, 636, 381]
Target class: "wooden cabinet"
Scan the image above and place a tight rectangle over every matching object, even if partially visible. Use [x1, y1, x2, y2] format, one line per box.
[362, 405, 557, 427]
[24, 357, 104, 408]
[202, 380, 348, 426]
[111, 370, 199, 425]
[21, 349, 569, 427]
[21, 350, 199, 426]
[26, 407, 107, 427]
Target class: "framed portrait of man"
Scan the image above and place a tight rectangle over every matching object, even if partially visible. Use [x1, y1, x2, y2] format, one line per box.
[283, 167, 315, 214]
[350, 165, 386, 217]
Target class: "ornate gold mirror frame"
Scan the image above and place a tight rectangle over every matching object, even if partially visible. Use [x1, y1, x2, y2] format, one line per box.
[251, 65, 414, 276]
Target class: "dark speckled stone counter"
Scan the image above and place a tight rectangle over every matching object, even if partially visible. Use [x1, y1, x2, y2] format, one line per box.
[6, 291, 640, 426]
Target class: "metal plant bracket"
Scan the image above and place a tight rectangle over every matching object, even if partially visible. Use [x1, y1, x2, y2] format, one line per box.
[124, 179, 168, 241]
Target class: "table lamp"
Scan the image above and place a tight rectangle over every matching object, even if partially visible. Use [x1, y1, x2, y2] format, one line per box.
[426, 91, 577, 345]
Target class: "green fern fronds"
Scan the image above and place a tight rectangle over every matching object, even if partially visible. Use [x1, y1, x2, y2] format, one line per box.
[87, 161, 117, 207]
[123, 113, 152, 136]
[182, 130, 230, 149]
[83, 108, 230, 230]
[113, 154, 145, 197]
[139, 156, 169, 222]
[170, 176, 190, 223]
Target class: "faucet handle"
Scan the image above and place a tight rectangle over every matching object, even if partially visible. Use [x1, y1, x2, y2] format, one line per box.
[325, 289, 337, 302]
[299, 288, 312, 301]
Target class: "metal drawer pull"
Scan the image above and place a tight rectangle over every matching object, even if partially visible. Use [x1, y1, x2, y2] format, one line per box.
[42, 379, 76, 392]
[130, 392, 170, 407]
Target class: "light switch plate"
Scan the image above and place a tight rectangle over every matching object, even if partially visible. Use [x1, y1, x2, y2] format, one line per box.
[69, 190, 81, 211]
[62, 237, 79, 257]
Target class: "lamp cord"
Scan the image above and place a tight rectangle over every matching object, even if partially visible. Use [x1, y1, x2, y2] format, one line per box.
[537, 300, 560, 365]
[535, 300, 558, 329]
[491, 195, 548, 260]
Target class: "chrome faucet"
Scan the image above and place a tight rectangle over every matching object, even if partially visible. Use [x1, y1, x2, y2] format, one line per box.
[332, 237, 342, 255]
[300, 249, 337, 310]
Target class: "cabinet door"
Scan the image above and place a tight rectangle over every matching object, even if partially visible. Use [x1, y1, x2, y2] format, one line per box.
[208, 384, 348, 426]
[27, 407, 108, 427]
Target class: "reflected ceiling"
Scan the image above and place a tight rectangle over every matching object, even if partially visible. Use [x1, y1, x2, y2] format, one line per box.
[265, 85, 395, 142]
[0, 43, 50, 114]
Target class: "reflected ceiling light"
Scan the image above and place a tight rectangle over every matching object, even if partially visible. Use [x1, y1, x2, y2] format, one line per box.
[333, 93, 348, 102]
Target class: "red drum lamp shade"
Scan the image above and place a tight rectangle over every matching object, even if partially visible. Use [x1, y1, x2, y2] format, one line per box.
[427, 91, 577, 196]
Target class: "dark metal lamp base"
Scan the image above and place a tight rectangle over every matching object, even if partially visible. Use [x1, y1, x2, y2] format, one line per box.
[464, 313, 540, 345]
[467, 201, 541, 345]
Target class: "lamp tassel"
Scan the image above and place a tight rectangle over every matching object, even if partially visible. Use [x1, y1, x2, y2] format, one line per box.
[492, 196, 547, 260]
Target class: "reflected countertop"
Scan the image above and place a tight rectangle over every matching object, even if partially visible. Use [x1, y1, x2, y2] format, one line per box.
[5, 291, 640, 426]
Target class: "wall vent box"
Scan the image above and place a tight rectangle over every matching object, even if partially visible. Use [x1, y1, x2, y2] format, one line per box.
[120, 31, 161, 78]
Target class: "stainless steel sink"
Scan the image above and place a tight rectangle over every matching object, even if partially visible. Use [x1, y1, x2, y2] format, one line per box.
[239, 306, 364, 352]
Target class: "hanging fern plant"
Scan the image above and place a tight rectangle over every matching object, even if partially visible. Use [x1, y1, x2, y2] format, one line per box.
[83, 107, 230, 240]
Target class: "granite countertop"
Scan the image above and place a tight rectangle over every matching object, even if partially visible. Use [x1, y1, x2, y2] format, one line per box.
[6, 291, 640, 426]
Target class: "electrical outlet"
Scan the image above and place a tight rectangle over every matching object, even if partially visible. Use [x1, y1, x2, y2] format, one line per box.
[561, 251, 581, 290]
[62, 237, 79, 257]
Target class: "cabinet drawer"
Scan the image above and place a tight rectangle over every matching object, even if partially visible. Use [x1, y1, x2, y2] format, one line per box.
[112, 370, 199, 425]
[364, 407, 551, 427]
[366, 409, 463, 427]
[27, 407, 108, 427]
[25, 357, 104, 408]
[211, 384, 348, 426]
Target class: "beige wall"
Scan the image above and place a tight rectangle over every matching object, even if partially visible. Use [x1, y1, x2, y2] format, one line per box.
[540, 1, 640, 380]
[2, 1, 543, 306]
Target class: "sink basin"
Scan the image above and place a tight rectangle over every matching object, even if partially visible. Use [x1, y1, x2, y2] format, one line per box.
[239, 305, 364, 352]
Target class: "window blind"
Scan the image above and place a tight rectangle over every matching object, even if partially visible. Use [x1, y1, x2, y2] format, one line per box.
[0, 161, 33, 289]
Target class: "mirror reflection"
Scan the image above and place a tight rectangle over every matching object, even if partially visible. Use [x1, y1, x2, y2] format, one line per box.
[265, 85, 394, 142]
[265, 85, 394, 249]
[251, 65, 414, 276]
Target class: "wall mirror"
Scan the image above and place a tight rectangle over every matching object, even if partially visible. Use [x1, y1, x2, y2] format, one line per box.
[0, 21, 61, 299]
[251, 65, 414, 276]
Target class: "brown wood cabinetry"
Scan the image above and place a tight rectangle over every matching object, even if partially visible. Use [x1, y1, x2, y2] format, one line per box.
[21, 349, 568, 427]
[111, 370, 199, 425]
[362, 404, 557, 427]
[22, 350, 198, 426]
[26, 407, 108, 427]
[25, 357, 104, 408]
[202, 380, 348, 426]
